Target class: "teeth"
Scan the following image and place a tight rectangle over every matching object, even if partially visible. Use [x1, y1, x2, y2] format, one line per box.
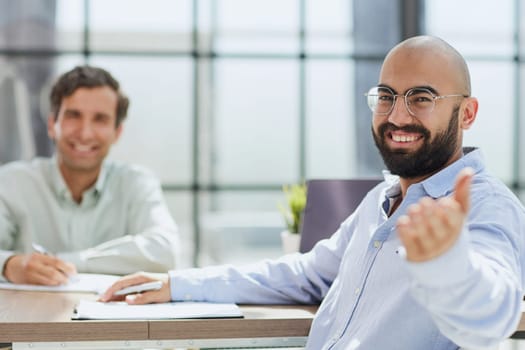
[392, 134, 418, 143]
[73, 144, 94, 152]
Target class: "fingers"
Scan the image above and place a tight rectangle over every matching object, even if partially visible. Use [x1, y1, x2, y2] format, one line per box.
[99, 273, 171, 304]
[397, 199, 442, 259]
[37, 255, 78, 284]
[397, 196, 465, 262]
[4, 253, 72, 285]
[26, 266, 67, 286]
[454, 167, 473, 214]
[397, 214, 421, 256]
[25, 254, 72, 285]
[125, 283, 171, 305]
[55, 260, 77, 277]
[100, 273, 156, 302]
[397, 167, 474, 262]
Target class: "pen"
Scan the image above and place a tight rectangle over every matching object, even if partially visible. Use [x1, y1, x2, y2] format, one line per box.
[114, 281, 163, 296]
[32, 242, 51, 255]
[31, 242, 78, 281]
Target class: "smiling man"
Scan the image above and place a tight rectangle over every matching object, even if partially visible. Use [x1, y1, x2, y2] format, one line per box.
[102, 37, 525, 350]
[0, 66, 179, 285]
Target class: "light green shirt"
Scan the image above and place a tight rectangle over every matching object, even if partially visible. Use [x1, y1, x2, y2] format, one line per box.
[0, 157, 179, 281]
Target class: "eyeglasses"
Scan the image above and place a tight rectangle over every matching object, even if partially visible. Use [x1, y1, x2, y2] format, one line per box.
[365, 86, 468, 118]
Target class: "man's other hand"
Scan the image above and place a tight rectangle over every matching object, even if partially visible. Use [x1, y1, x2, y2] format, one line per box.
[99, 272, 170, 305]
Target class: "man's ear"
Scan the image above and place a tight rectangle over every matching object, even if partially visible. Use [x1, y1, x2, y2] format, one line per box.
[113, 123, 124, 144]
[47, 114, 57, 139]
[460, 97, 478, 130]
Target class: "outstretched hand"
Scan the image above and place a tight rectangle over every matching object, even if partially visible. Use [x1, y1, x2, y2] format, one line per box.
[396, 167, 473, 262]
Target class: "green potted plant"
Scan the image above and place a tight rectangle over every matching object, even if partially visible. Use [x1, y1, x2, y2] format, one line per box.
[278, 183, 307, 254]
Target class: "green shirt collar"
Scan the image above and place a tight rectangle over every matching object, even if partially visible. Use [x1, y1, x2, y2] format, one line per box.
[50, 156, 108, 204]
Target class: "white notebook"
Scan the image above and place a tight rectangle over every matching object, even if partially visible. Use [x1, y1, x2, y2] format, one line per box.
[73, 300, 243, 320]
[0, 273, 120, 294]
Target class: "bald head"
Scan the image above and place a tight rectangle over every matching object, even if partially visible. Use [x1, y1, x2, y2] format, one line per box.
[382, 36, 471, 96]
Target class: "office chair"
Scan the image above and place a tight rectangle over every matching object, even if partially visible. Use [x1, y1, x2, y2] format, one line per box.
[299, 178, 382, 253]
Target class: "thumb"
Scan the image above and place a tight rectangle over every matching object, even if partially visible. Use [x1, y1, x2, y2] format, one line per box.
[454, 167, 474, 214]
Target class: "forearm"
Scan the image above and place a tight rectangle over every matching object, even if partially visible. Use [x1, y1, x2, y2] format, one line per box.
[167, 216, 353, 304]
[169, 256, 323, 304]
[406, 231, 522, 348]
[169, 239, 344, 305]
[57, 229, 179, 275]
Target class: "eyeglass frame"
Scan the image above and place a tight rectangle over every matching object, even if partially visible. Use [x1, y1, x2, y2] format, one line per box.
[364, 85, 470, 118]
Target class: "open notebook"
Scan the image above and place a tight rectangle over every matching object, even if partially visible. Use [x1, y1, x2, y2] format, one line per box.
[73, 300, 243, 320]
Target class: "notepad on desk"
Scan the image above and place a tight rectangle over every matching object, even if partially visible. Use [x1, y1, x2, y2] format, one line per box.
[73, 300, 243, 320]
[0, 273, 120, 294]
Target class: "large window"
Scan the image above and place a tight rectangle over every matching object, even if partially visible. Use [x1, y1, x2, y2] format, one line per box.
[425, 0, 521, 184]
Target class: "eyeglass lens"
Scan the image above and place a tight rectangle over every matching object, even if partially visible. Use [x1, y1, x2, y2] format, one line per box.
[367, 87, 435, 117]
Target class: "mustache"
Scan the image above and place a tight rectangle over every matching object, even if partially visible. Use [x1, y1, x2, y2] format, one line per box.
[377, 122, 431, 139]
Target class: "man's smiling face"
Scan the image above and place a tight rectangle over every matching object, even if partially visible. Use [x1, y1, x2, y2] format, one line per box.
[371, 45, 467, 179]
[48, 86, 122, 177]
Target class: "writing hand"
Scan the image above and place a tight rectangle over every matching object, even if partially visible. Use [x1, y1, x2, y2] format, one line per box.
[99, 272, 170, 305]
[396, 167, 473, 262]
[3, 253, 77, 285]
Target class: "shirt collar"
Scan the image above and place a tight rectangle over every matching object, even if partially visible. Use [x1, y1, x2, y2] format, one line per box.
[382, 170, 401, 199]
[420, 147, 483, 198]
[50, 156, 108, 201]
[381, 147, 484, 199]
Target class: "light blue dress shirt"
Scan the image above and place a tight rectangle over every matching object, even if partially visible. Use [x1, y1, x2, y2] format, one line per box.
[0, 157, 180, 279]
[169, 148, 525, 349]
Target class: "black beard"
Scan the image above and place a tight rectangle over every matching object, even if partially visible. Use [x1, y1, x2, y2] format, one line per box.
[372, 107, 460, 179]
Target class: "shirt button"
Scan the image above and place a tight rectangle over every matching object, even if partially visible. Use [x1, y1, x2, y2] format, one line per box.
[354, 287, 360, 295]
[184, 293, 192, 300]
[373, 240, 381, 248]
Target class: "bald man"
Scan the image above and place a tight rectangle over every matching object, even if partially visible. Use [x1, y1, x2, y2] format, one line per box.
[101, 36, 525, 350]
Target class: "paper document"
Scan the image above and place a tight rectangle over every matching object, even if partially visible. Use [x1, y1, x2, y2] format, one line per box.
[73, 300, 243, 320]
[0, 273, 120, 294]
